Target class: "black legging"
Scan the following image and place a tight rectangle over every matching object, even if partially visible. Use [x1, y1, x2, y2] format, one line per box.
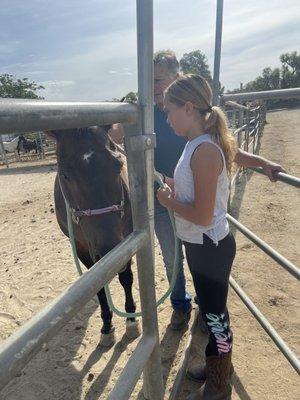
[183, 232, 236, 357]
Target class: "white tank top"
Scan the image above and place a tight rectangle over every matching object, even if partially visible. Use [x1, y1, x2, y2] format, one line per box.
[174, 133, 229, 245]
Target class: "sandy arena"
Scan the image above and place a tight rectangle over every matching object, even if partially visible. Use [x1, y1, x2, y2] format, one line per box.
[0, 108, 299, 399]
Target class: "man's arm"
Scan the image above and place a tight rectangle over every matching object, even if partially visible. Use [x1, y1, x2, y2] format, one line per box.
[234, 148, 286, 182]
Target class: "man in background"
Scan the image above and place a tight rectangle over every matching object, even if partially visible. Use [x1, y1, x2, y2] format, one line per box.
[109, 50, 285, 330]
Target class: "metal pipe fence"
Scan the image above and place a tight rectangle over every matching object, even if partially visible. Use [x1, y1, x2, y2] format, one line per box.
[1, 1, 299, 397]
[0, 1, 164, 399]
[224, 85, 300, 370]
[0, 135, 9, 167]
[226, 100, 266, 191]
[0, 230, 147, 390]
[212, 0, 224, 106]
[108, 335, 156, 400]
[249, 167, 300, 188]
[223, 87, 300, 102]
[126, 1, 164, 398]
[226, 168, 300, 375]
[0, 100, 138, 135]
[229, 277, 300, 374]
[227, 214, 300, 280]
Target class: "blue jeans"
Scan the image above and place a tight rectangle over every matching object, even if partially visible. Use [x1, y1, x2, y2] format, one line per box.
[154, 201, 192, 312]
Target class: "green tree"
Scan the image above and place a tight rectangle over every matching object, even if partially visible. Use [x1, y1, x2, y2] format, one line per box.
[180, 50, 212, 80]
[280, 51, 300, 89]
[122, 91, 138, 103]
[228, 51, 300, 94]
[0, 74, 45, 99]
[245, 67, 281, 91]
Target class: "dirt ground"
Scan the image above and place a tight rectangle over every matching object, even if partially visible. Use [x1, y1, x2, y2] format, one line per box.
[0, 108, 299, 400]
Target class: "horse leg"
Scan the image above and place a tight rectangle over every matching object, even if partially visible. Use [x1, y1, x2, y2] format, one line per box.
[97, 288, 116, 346]
[118, 260, 141, 339]
[77, 251, 115, 346]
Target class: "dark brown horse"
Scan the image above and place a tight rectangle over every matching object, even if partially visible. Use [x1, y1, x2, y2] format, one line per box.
[17, 135, 38, 154]
[50, 126, 140, 346]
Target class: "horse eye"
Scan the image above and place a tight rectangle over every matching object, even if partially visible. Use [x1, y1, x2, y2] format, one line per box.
[63, 174, 70, 181]
[60, 171, 70, 181]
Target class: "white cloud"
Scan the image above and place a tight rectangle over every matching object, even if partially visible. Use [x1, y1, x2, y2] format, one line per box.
[1, 0, 299, 99]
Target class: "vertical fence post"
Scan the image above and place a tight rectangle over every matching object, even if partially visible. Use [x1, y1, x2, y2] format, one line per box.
[253, 108, 257, 153]
[238, 109, 243, 148]
[212, 0, 224, 106]
[0, 135, 9, 168]
[122, 1, 164, 399]
[38, 132, 45, 159]
[245, 108, 250, 153]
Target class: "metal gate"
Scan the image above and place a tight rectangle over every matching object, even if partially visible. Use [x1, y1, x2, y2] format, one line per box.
[0, 1, 165, 399]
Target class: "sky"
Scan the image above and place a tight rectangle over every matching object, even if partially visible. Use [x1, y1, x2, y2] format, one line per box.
[1, 0, 299, 101]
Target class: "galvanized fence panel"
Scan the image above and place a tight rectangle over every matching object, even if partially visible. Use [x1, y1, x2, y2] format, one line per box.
[0, 1, 164, 399]
[0, 100, 138, 135]
[222, 87, 300, 102]
[225, 94, 300, 375]
[0, 231, 147, 390]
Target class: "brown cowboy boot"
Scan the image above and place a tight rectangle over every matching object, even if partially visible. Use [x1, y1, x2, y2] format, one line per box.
[187, 352, 233, 400]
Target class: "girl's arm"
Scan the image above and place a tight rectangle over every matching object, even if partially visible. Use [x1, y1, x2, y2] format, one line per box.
[157, 143, 222, 226]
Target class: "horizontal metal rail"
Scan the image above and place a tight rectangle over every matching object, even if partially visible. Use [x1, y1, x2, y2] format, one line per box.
[0, 230, 147, 391]
[233, 124, 247, 135]
[222, 87, 300, 102]
[229, 277, 300, 374]
[0, 99, 138, 134]
[227, 214, 300, 280]
[225, 100, 249, 111]
[250, 106, 261, 113]
[249, 167, 300, 188]
[108, 335, 156, 400]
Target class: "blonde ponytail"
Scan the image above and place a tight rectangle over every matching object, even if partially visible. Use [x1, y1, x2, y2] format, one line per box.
[204, 106, 237, 173]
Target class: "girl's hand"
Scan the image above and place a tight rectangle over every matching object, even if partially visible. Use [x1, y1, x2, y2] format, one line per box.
[156, 185, 173, 208]
[165, 176, 174, 191]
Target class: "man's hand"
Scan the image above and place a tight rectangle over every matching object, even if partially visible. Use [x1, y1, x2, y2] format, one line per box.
[108, 123, 125, 145]
[261, 160, 286, 182]
[234, 149, 286, 182]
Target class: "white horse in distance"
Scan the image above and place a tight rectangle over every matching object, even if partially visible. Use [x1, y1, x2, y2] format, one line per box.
[0, 136, 20, 153]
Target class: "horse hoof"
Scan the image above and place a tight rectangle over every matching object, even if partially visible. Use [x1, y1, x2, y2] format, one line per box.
[99, 330, 116, 347]
[126, 320, 141, 339]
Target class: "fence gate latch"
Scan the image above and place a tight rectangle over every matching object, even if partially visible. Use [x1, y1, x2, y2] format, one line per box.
[125, 134, 156, 153]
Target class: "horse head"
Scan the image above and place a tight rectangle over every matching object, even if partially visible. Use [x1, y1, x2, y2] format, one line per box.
[50, 126, 131, 263]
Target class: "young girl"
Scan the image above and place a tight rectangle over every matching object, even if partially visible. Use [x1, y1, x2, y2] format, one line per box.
[157, 74, 237, 400]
